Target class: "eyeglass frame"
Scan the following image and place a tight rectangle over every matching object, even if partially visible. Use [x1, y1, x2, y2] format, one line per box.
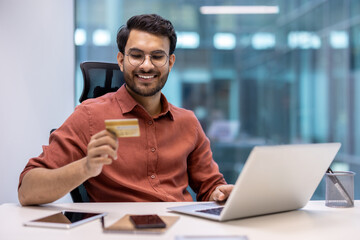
[124, 48, 170, 67]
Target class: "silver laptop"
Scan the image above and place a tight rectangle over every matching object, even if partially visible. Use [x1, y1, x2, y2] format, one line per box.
[168, 143, 341, 221]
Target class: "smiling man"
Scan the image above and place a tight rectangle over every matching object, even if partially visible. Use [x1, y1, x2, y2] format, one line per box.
[18, 14, 233, 205]
[119, 30, 173, 98]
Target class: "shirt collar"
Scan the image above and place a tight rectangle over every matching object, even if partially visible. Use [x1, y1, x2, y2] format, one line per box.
[115, 84, 175, 120]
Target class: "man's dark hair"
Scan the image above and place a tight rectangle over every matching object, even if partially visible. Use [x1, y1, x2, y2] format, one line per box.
[117, 14, 177, 55]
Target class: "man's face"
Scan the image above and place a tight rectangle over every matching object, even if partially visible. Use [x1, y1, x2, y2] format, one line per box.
[117, 29, 175, 97]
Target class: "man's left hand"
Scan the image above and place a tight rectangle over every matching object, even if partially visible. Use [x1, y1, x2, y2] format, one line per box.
[209, 184, 234, 201]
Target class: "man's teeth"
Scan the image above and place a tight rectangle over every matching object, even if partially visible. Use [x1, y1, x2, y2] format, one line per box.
[138, 75, 155, 79]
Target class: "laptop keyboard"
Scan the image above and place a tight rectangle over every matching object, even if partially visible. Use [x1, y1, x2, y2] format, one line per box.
[196, 206, 224, 215]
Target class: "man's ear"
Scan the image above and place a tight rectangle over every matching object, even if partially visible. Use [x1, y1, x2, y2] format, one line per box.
[168, 54, 176, 72]
[117, 52, 124, 72]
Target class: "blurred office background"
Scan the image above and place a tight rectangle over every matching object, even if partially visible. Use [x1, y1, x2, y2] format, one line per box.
[1, 0, 360, 203]
[74, 0, 360, 199]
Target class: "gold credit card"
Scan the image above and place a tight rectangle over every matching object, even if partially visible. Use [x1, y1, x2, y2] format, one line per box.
[105, 119, 140, 137]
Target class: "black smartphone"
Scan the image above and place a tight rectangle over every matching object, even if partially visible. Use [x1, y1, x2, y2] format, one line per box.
[129, 214, 166, 229]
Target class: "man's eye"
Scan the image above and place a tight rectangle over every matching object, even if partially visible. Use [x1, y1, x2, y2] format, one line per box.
[152, 55, 165, 60]
[130, 54, 143, 59]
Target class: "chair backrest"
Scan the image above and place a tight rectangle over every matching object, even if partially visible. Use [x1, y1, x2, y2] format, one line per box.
[79, 61, 125, 102]
[70, 184, 90, 203]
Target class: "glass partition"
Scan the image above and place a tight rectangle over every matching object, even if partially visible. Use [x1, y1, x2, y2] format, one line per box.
[75, 0, 360, 199]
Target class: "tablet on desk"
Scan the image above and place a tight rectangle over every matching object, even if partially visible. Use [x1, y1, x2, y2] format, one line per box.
[23, 211, 106, 229]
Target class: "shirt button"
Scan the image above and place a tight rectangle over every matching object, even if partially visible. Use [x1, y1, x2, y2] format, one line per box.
[151, 147, 156, 152]
[148, 120, 153, 125]
[151, 175, 156, 179]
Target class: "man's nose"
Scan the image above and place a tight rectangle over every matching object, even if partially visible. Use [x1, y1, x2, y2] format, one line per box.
[139, 55, 154, 70]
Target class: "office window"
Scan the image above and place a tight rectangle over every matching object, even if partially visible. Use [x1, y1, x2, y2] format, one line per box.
[75, 0, 360, 199]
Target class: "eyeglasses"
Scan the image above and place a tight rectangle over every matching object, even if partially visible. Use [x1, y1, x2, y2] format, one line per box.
[125, 49, 169, 67]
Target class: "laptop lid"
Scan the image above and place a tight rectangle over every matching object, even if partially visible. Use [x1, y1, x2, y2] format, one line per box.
[168, 143, 341, 221]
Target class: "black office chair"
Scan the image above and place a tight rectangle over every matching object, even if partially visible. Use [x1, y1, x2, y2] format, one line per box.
[69, 62, 125, 202]
[50, 62, 123, 202]
[79, 61, 125, 103]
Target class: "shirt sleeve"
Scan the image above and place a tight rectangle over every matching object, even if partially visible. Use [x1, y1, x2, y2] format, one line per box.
[18, 104, 91, 189]
[187, 118, 227, 201]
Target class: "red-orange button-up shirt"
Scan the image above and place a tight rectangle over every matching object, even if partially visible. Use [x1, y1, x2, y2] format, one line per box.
[19, 85, 226, 202]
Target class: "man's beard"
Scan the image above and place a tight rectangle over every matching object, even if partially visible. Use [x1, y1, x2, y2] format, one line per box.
[123, 66, 169, 97]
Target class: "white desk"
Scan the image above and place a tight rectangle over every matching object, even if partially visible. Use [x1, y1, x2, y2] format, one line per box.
[1, 201, 360, 240]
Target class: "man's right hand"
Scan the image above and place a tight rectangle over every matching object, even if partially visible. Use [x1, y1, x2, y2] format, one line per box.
[85, 130, 118, 177]
[18, 129, 118, 206]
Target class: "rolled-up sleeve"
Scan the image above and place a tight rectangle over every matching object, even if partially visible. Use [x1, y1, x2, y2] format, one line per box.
[187, 119, 227, 201]
[18, 104, 90, 188]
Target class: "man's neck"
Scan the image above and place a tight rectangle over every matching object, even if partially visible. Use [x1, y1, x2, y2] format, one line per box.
[126, 86, 162, 117]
